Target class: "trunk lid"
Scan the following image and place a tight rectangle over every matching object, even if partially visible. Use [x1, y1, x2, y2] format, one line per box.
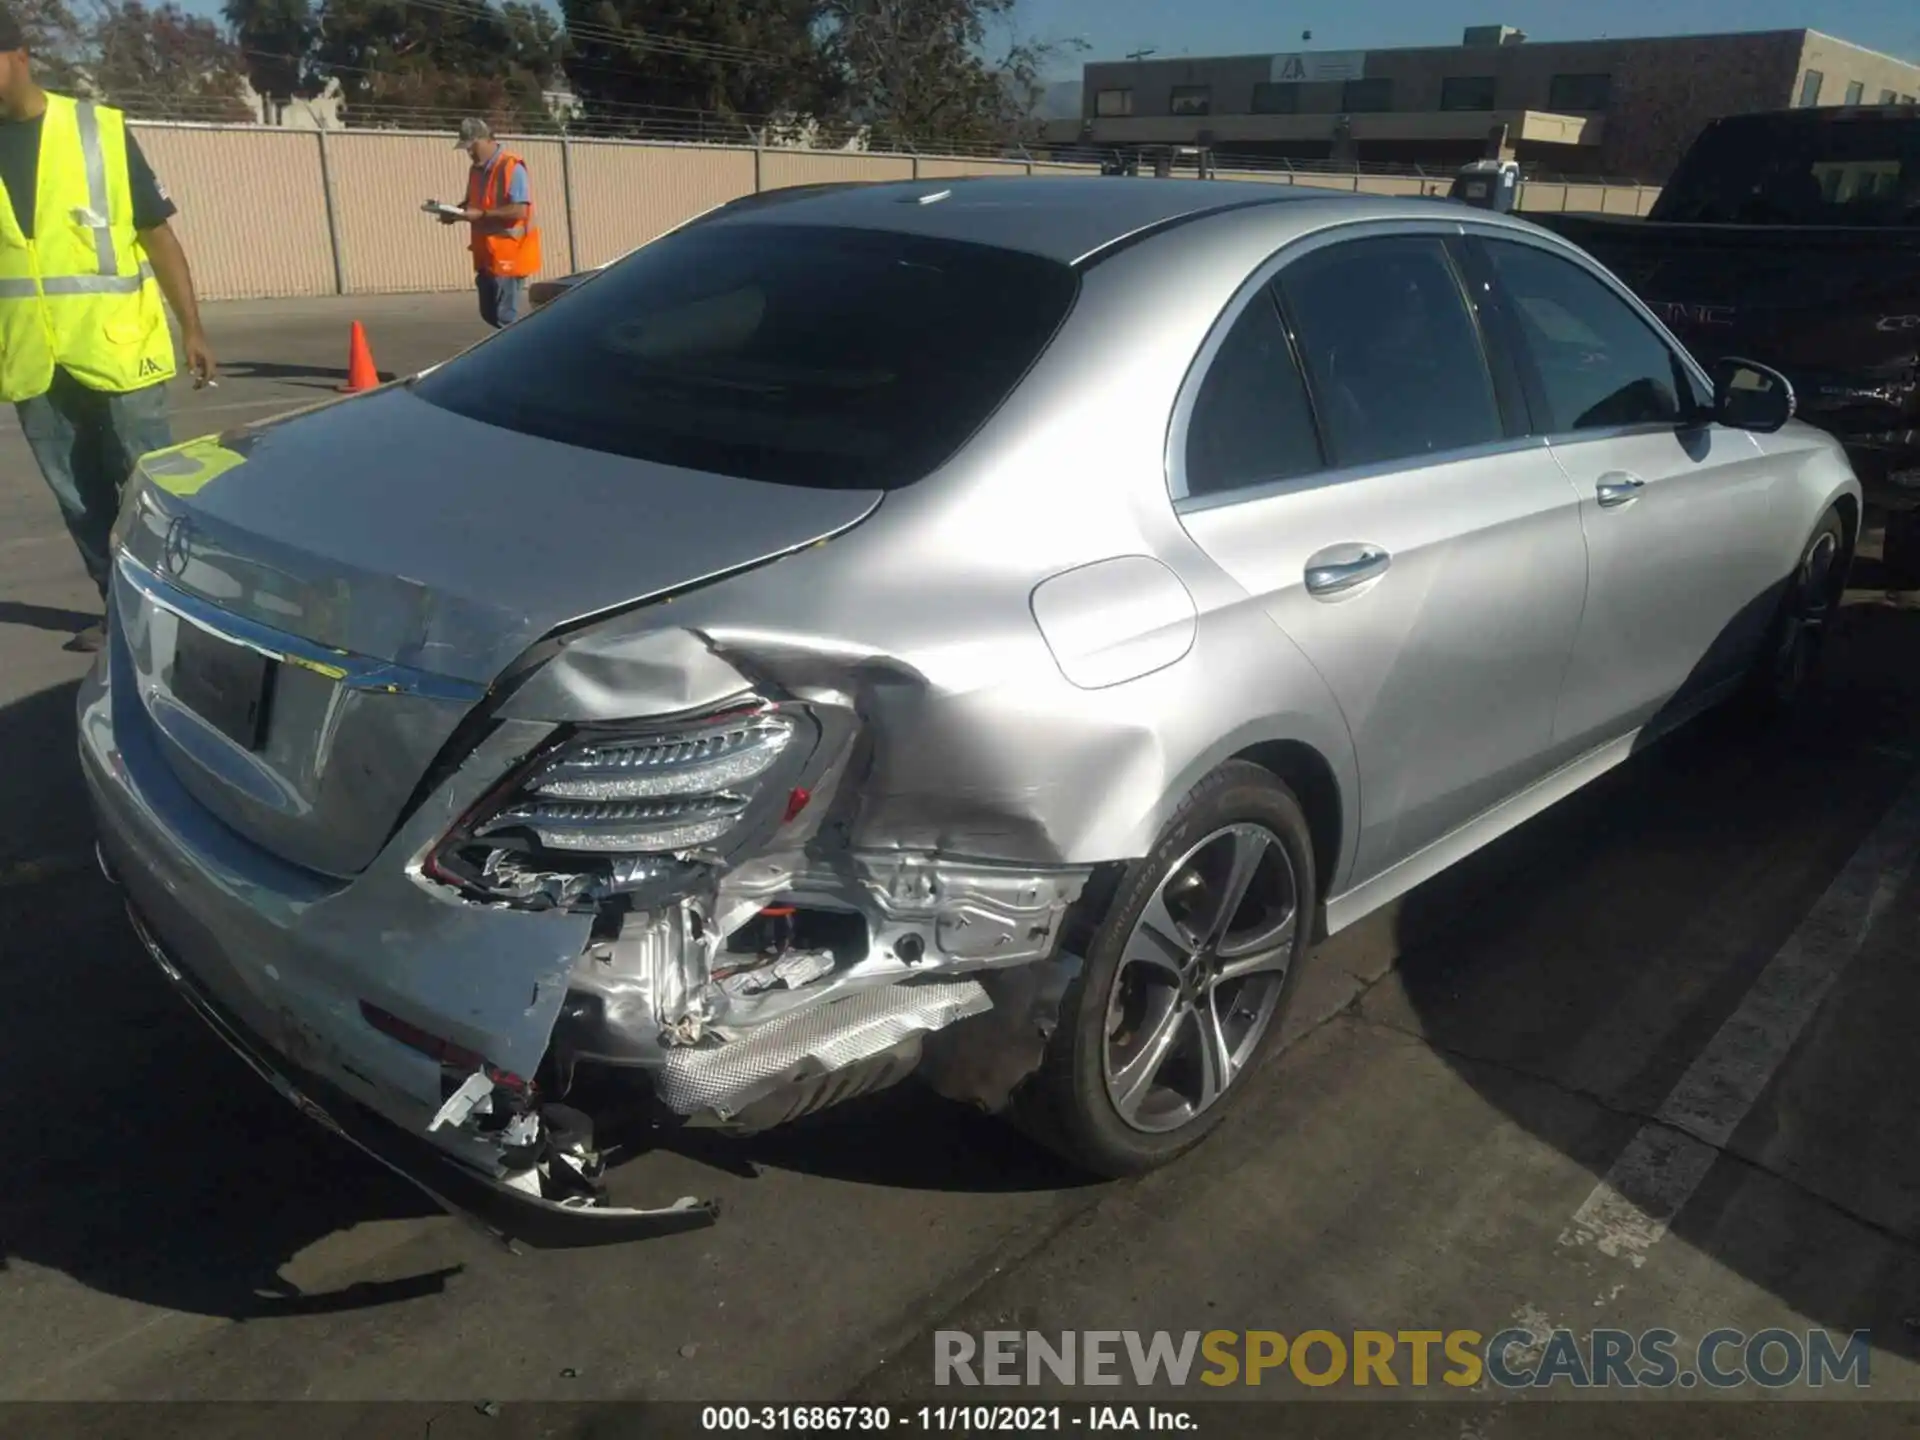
[113, 386, 883, 878]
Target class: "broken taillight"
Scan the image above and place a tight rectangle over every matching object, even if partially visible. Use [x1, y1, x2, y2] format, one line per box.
[423, 701, 816, 909]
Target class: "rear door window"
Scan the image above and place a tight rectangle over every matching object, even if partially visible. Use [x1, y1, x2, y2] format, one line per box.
[1183, 287, 1324, 498]
[1275, 236, 1505, 470]
[413, 224, 1079, 490]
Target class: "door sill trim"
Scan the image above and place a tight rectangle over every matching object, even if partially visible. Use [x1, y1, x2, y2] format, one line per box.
[1324, 677, 1737, 935]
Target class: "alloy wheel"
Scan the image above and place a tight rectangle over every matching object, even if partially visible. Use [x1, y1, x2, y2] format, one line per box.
[1101, 823, 1299, 1134]
[1772, 527, 1842, 698]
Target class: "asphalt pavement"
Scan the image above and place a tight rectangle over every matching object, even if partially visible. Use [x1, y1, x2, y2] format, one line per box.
[6, 294, 1920, 1433]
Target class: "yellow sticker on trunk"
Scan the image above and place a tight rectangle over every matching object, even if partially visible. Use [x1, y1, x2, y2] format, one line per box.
[138, 434, 248, 497]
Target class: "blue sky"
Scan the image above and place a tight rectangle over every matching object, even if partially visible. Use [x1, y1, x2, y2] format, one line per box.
[1013, 0, 1920, 76]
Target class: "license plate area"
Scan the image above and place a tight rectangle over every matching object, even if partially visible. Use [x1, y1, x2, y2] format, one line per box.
[170, 621, 277, 751]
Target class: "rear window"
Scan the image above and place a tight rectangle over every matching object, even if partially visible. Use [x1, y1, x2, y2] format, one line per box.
[1653, 114, 1920, 225]
[412, 224, 1078, 490]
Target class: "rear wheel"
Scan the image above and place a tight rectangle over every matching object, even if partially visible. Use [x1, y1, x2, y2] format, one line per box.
[1743, 508, 1847, 717]
[1010, 761, 1316, 1177]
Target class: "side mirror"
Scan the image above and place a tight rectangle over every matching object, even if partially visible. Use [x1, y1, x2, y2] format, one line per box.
[1711, 356, 1797, 433]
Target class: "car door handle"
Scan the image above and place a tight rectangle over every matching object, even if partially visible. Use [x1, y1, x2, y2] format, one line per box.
[1595, 473, 1646, 508]
[1304, 545, 1391, 597]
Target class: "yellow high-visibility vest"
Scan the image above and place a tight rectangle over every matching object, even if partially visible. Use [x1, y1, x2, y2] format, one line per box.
[0, 93, 176, 403]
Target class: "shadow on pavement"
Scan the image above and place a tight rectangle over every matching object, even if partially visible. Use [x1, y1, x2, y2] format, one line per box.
[648, 1083, 1093, 1196]
[0, 601, 95, 637]
[217, 360, 397, 390]
[0, 678, 458, 1321]
[1387, 521, 1920, 1361]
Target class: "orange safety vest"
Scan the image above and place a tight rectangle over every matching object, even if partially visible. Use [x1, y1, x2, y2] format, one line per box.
[465, 151, 542, 278]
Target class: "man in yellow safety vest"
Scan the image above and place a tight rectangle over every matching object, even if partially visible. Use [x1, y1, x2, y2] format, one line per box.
[0, 9, 216, 652]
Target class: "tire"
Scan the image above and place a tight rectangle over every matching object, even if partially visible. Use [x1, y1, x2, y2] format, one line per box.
[1741, 507, 1848, 719]
[1009, 760, 1317, 1178]
[1884, 510, 1920, 591]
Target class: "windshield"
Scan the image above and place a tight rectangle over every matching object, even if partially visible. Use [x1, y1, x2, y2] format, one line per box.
[413, 223, 1079, 490]
[1653, 113, 1920, 225]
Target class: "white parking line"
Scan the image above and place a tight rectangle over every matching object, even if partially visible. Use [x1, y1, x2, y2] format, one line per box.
[1559, 770, 1920, 1266]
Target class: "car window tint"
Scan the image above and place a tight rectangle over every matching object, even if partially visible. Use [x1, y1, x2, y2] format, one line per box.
[412, 224, 1078, 490]
[1184, 288, 1323, 497]
[1276, 236, 1503, 469]
[1481, 239, 1686, 433]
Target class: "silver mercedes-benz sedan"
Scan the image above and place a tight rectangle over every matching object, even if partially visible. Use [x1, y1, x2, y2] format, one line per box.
[83, 178, 1859, 1240]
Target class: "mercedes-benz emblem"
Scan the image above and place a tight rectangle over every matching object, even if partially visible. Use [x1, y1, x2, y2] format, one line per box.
[161, 515, 192, 578]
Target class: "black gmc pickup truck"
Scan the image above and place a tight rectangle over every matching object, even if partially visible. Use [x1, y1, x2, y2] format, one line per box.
[1534, 106, 1920, 578]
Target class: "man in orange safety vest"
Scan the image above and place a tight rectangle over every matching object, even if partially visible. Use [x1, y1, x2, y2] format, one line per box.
[444, 117, 541, 328]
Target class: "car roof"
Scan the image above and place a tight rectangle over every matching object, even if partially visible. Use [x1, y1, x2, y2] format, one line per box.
[701, 176, 1416, 266]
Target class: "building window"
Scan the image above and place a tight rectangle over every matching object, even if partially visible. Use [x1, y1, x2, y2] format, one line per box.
[1342, 78, 1393, 113]
[1845, 80, 1865, 105]
[1440, 75, 1498, 111]
[1798, 70, 1824, 106]
[1094, 88, 1133, 117]
[1169, 85, 1212, 117]
[1880, 88, 1899, 104]
[1547, 73, 1613, 111]
[1251, 82, 1302, 114]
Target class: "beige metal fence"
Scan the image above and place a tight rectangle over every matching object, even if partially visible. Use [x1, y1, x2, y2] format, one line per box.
[129, 123, 1662, 302]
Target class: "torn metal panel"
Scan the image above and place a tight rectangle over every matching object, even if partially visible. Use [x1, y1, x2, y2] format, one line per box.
[554, 852, 1089, 1068]
[656, 977, 992, 1120]
[561, 900, 724, 1065]
[811, 852, 1089, 968]
[720, 947, 835, 996]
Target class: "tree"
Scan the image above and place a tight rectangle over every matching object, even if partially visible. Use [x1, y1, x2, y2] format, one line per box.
[10, 0, 90, 90]
[222, 0, 315, 110]
[817, 0, 1078, 150]
[88, 0, 254, 120]
[310, 0, 563, 128]
[559, 0, 844, 138]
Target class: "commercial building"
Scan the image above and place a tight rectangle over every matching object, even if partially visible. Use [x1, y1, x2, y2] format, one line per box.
[1045, 26, 1920, 181]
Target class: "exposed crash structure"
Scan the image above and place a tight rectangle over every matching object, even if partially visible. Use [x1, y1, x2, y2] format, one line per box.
[419, 663, 1095, 1154]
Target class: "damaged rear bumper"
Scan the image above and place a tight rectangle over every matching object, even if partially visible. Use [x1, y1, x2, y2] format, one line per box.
[119, 888, 719, 1248]
[79, 627, 730, 1244]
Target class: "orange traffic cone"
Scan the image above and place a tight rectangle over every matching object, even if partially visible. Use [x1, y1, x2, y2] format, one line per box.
[339, 321, 379, 394]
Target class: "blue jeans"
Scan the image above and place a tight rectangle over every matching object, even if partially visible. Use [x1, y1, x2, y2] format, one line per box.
[476, 272, 524, 328]
[16, 370, 173, 597]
